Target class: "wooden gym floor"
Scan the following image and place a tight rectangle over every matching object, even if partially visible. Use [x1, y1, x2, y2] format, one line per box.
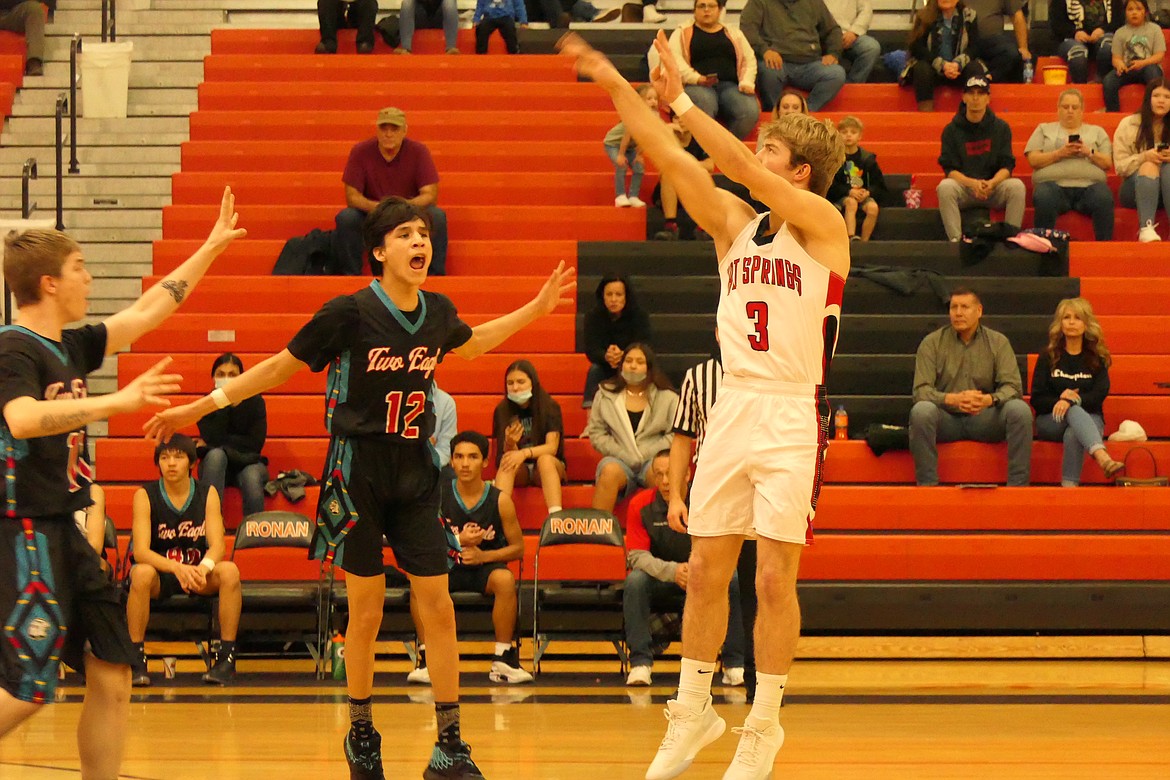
[3, 640, 1170, 780]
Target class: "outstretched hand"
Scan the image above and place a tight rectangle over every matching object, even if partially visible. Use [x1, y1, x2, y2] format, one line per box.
[204, 186, 247, 253]
[143, 400, 204, 445]
[533, 261, 577, 317]
[651, 30, 685, 104]
[115, 357, 183, 415]
[556, 32, 624, 90]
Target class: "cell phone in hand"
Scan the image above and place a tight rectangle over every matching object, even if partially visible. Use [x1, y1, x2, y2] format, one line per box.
[1068, 134, 1081, 143]
[1158, 143, 1170, 152]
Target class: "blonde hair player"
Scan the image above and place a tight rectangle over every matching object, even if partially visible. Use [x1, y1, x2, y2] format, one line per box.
[559, 32, 850, 780]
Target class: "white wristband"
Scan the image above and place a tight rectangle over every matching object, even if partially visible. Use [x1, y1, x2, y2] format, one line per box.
[199, 557, 216, 573]
[670, 93, 695, 116]
[210, 388, 230, 409]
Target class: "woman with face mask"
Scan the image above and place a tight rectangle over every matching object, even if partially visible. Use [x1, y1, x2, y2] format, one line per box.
[490, 360, 567, 515]
[195, 353, 269, 518]
[586, 343, 679, 512]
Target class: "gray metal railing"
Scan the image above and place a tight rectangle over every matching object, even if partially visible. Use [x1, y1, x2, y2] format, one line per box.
[69, 34, 81, 174]
[55, 94, 67, 230]
[101, 0, 117, 42]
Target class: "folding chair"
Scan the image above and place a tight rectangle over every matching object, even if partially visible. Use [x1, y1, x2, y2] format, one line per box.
[531, 509, 627, 674]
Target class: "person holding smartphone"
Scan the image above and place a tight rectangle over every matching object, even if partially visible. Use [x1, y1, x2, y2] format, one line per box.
[647, 0, 760, 140]
[1025, 88, 1115, 240]
[1113, 77, 1170, 241]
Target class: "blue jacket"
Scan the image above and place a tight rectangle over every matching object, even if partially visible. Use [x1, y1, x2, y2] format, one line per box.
[474, 0, 526, 24]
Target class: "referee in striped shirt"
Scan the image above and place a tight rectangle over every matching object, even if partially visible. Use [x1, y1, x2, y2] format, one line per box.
[667, 347, 759, 702]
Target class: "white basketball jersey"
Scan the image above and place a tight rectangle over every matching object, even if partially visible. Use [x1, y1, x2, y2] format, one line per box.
[716, 213, 844, 387]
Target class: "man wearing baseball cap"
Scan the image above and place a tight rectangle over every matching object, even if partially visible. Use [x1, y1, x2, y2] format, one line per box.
[333, 107, 448, 275]
[935, 75, 1026, 241]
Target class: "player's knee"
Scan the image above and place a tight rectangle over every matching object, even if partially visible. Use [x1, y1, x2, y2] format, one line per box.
[755, 561, 798, 606]
[129, 564, 157, 591]
[84, 656, 132, 701]
[215, 561, 241, 587]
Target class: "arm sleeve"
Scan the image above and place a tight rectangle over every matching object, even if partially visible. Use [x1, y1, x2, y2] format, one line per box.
[938, 127, 962, 175]
[433, 392, 458, 467]
[995, 122, 1016, 173]
[671, 370, 699, 436]
[341, 144, 366, 193]
[912, 334, 947, 406]
[62, 323, 108, 375]
[910, 29, 933, 62]
[196, 409, 226, 447]
[1154, 25, 1167, 55]
[1029, 352, 1058, 414]
[851, 0, 873, 34]
[583, 310, 610, 365]
[585, 402, 624, 459]
[1023, 124, 1047, 155]
[627, 549, 679, 582]
[825, 164, 850, 203]
[739, 0, 768, 58]
[866, 155, 890, 203]
[514, 0, 527, 24]
[670, 28, 703, 85]
[625, 499, 651, 552]
[631, 308, 653, 344]
[1081, 364, 1111, 411]
[991, 335, 1023, 405]
[0, 344, 43, 413]
[1048, 0, 1075, 40]
[226, 396, 267, 453]
[1113, 118, 1143, 178]
[820, 3, 844, 57]
[286, 295, 360, 372]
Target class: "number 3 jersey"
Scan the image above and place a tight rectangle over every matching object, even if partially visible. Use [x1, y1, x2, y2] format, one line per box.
[718, 213, 844, 388]
[0, 324, 105, 519]
[287, 281, 473, 442]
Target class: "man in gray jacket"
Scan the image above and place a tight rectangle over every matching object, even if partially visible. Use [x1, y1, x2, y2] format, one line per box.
[909, 287, 1033, 486]
[824, 0, 881, 83]
[740, 0, 847, 111]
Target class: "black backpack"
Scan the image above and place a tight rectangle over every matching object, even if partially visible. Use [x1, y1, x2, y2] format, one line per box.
[273, 228, 334, 275]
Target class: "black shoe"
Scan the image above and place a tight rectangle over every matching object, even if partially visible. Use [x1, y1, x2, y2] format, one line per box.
[24, 58, 43, 76]
[423, 741, 485, 780]
[356, 40, 374, 54]
[345, 728, 385, 780]
[131, 648, 150, 688]
[315, 40, 337, 54]
[653, 226, 679, 241]
[202, 647, 236, 685]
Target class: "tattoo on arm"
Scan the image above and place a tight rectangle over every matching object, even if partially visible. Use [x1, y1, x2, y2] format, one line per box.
[38, 410, 92, 435]
[160, 279, 189, 304]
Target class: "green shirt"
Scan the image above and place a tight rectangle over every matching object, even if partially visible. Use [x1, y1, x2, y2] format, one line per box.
[912, 324, 1022, 410]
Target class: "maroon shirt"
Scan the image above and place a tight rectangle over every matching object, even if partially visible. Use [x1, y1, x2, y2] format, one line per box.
[342, 137, 440, 202]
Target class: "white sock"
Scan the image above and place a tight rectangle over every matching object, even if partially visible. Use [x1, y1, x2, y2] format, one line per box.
[494, 642, 511, 657]
[547, 505, 562, 513]
[677, 657, 716, 712]
[747, 672, 787, 728]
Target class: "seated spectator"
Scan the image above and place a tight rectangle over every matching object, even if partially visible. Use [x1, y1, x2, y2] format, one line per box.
[74, 483, 109, 573]
[1113, 78, 1170, 241]
[964, 0, 1029, 83]
[315, 0, 377, 54]
[1031, 298, 1124, 486]
[826, 116, 889, 241]
[523, 0, 619, 26]
[126, 435, 242, 687]
[604, 85, 658, 208]
[909, 288, 1033, 486]
[936, 76, 1025, 241]
[0, 0, 48, 76]
[407, 432, 532, 685]
[333, 107, 448, 276]
[1103, 0, 1165, 112]
[654, 110, 716, 240]
[587, 343, 679, 511]
[433, 382, 458, 478]
[906, 0, 987, 112]
[740, 0, 847, 112]
[1049, 0, 1125, 84]
[475, 0, 526, 54]
[196, 353, 269, 519]
[775, 88, 809, 118]
[623, 451, 744, 687]
[491, 360, 566, 515]
[398, 0, 460, 54]
[1024, 89, 1115, 240]
[582, 274, 652, 406]
[825, 0, 882, 83]
[649, 0, 759, 140]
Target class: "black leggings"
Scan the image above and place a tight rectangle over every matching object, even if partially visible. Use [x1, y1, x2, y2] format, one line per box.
[475, 16, 518, 54]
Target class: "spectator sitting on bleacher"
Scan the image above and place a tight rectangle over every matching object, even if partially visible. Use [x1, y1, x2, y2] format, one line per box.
[740, 0, 847, 112]
[398, 0, 460, 54]
[523, 0, 620, 26]
[407, 432, 533, 685]
[936, 75, 1025, 241]
[587, 342, 679, 511]
[1030, 297, 1125, 486]
[334, 107, 447, 276]
[757, 89, 810, 151]
[1113, 77, 1170, 241]
[646, 0, 759, 141]
[826, 115, 888, 241]
[582, 274, 652, 406]
[624, 450, 744, 687]
[491, 360, 566, 515]
[1103, 0, 1165, 112]
[1024, 88, 1115, 240]
[910, 287, 1033, 486]
[126, 434, 243, 687]
[963, 0, 1029, 83]
[196, 353, 269, 519]
[0, 0, 48, 75]
[654, 108, 717, 240]
[605, 84, 659, 208]
[315, 0, 377, 54]
[475, 0, 526, 54]
[1049, 0, 1125, 85]
[905, 0, 988, 112]
[825, 0, 882, 84]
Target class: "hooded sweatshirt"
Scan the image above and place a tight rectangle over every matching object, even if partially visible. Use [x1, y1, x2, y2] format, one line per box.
[938, 104, 1016, 180]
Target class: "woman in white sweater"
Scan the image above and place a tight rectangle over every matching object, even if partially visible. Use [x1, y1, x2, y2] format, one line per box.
[1113, 77, 1170, 241]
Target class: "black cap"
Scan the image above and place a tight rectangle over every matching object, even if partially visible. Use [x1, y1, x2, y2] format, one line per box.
[964, 75, 990, 93]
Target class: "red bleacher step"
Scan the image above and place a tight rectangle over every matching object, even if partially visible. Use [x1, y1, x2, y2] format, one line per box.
[203, 54, 577, 83]
[1027, 354, 1170, 394]
[1070, 243, 1170, 279]
[210, 28, 509, 56]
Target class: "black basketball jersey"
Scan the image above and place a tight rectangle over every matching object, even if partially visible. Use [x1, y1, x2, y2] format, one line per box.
[287, 283, 473, 441]
[441, 480, 506, 555]
[143, 478, 211, 566]
[0, 324, 105, 519]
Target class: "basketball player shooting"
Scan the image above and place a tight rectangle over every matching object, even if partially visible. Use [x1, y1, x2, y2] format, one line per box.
[559, 32, 851, 780]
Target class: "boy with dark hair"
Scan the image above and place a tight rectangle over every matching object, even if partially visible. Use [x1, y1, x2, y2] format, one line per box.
[126, 433, 243, 686]
[408, 431, 532, 686]
[0, 188, 244, 777]
[147, 196, 574, 780]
